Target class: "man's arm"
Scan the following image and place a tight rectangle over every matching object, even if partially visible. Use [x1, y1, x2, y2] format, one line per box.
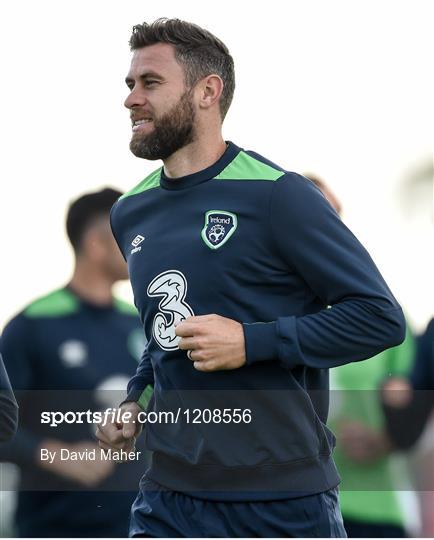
[96, 347, 154, 456]
[243, 174, 405, 369]
[96, 204, 154, 454]
[177, 174, 405, 372]
[125, 345, 155, 406]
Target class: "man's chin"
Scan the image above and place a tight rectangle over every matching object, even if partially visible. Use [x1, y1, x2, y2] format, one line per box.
[129, 139, 160, 161]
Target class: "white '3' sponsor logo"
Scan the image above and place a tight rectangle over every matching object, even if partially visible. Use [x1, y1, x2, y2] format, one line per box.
[147, 270, 194, 351]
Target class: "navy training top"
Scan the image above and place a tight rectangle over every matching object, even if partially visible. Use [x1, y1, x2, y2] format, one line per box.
[111, 141, 405, 500]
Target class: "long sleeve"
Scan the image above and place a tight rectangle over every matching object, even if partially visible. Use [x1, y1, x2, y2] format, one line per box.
[125, 346, 154, 408]
[0, 354, 18, 442]
[111, 205, 155, 409]
[243, 174, 405, 369]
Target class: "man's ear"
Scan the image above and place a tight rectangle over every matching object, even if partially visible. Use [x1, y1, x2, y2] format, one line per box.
[197, 74, 224, 111]
[81, 228, 105, 262]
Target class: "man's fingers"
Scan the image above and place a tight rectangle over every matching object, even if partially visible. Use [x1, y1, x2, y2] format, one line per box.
[96, 423, 126, 445]
[97, 420, 119, 438]
[95, 427, 109, 444]
[175, 314, 217, 336]
[98, 433, 135, 453]
[95, 428, 118, 446]
[185, 349, 209, 362]
[178, 337, 198, 351]
[175, 314, 215, 326]
[184, 315, 216, 323]
[193, 359, 219, 372]
[98, 440, 122, 453]
[122, 420, 138, 439]
[175, 322, 198, 337]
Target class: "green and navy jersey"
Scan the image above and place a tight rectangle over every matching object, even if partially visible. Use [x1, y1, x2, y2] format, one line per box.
[0, 287, 147, 536]
[111, 141, 405, 500]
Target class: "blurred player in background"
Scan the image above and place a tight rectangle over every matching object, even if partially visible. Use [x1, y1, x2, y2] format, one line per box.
[382, 318, 434, 536]
[303, 173, 343, 216]
[0, 188, 147, 537]
[306, 173, 415, 538]
[0, 354, 18, 442]
[382, 318, 434, 449]
[97, 19, 405, 538]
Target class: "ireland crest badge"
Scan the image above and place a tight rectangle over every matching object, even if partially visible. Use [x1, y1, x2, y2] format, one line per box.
[201, 210, 238, 250]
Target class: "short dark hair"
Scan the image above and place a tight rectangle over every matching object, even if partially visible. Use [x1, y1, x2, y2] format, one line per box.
[66, 188, 122, 252]
[129, 18, 235, 119]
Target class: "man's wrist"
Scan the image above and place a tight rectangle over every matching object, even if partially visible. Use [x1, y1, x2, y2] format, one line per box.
[124, 384, 153, 410]
[242, 321, 278, 365]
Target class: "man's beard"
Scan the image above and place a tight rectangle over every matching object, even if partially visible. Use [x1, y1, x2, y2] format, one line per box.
[129, 90, 196, 160]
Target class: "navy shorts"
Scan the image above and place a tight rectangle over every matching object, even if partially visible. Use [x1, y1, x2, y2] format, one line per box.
[129, 478, 347, 537]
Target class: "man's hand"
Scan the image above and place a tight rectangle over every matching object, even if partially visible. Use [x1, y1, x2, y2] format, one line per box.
[95, 402, 142, 461]
[381, 377, 413, 408]
[176, 314, 246, 372]
[338, 420, 392, 463]
[38, 439, 114, 487]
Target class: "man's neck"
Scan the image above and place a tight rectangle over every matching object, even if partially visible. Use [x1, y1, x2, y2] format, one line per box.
[68, 261, 114, 306]
[163, 135, 227, 179]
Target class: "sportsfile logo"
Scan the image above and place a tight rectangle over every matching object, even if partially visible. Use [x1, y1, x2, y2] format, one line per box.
[131, 234, 145, 254]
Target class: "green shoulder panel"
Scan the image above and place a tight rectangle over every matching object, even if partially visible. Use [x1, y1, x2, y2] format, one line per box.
[24, 288, 79, 318]
[215, 151, 285, 181]
[113, 298, 139, 316]
[119, 168, 162, 201]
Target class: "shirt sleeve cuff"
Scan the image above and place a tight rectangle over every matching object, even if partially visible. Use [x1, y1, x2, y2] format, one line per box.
[125, 377, 149, 404]
[242, 321, 278, 365]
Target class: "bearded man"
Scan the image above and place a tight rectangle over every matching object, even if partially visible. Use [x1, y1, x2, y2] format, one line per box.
[96, 18, 405, 538]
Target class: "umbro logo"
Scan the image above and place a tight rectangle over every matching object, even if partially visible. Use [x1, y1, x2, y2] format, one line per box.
[131, 234, 145, 254]
[132, 234, 145, 247]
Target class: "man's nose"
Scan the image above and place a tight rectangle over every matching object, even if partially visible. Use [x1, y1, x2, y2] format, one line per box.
[124, 87, 147, 109]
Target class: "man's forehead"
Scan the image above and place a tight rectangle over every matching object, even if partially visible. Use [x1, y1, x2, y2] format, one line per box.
[127, 43, 180, 76]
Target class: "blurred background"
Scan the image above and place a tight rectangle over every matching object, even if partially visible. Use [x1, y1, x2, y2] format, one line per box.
[0, 0, 432, 537]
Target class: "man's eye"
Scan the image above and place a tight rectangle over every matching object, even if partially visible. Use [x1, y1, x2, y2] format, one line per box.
[145, 80, 158, 87]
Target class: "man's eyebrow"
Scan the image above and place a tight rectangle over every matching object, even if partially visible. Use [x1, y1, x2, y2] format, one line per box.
[125, 71, 164, 85]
